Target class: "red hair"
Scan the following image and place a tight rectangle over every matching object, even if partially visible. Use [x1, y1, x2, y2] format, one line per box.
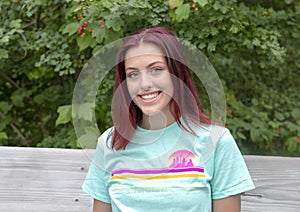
[111, 26, 211, 150]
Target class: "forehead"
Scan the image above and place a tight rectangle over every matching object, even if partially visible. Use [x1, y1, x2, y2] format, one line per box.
[124, 42, 164, 60]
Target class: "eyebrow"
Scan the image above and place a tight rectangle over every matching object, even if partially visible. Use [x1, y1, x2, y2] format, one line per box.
[125, 61, 167, 72]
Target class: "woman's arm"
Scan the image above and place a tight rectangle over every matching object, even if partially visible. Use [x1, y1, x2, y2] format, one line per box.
[212, 194, 241, 212]
[93, 199, 112, 212]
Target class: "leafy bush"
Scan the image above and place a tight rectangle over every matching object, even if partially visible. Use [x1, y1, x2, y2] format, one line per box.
[0, 0, 299, 155]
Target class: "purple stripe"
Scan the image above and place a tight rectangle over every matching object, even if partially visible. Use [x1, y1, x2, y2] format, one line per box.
[112, 167, 204, 176]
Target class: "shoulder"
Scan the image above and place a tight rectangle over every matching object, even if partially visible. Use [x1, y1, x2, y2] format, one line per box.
[93, 127, 114, 160]
[189, 123, 231, 146]
[92, 127, 115, 170]
[190, 123, 238, 160]
[97, 126, 114, 147]
[193, 124, 242, 160]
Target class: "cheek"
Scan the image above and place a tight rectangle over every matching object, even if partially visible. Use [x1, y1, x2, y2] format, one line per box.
[158, 76, 174, 97]
[126, 80, 138, 99]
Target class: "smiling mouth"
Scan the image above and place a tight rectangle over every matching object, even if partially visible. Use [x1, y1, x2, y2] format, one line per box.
[139, 91, 161, 102]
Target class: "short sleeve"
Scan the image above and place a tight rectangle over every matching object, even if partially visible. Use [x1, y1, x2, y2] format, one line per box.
[211, 128, 255, 199]
[82, 129, 113, 203]
[82, 162, 111, 203]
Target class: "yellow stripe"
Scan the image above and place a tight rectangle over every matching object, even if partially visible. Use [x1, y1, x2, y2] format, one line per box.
[111, 187, 201, 191]
[110, 173, 205, 181]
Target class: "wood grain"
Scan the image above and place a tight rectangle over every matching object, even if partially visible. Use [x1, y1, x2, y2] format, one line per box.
[0, 147, 93, 212]
[0, 147, 299, 211]
[242, 155, 300, 212]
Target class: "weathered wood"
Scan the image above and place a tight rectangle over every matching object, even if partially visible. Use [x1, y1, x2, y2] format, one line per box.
[0, 147, 299, 212]
[0, 147, 93, 212]
[242, 156, 300, 212]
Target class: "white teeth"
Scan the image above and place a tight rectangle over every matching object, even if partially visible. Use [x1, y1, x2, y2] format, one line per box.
[141, 92, 158, 100]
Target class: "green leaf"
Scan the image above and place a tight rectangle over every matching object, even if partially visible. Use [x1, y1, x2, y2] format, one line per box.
[90, 22, 106, 43]
[237, 131, 246, 140]
[11, 88, 33, 107]
[175, 3, 190, 22]
[33, 93, 47, 105]
[168, 9, 176, 21]
[207, 42, 216, 51]
[62, 22, 79, 36]
[210, 27, 219, 36]
[285, 121, 300, 133]
[253, 38, 261, 46]
[77, 33, 97, 51]
[102, 0, 114, 9]
[274, 112, 285, 121]
[56, 105, 72, 126]
[77, 133, 98, 149]
[84, 126, 100, 136]
[250, 128, 260, 142]
[79, 103, 94, 121]
[0, 35, 10, 44]
[251, 98, 259, 106]
[269, 121, 279, 128]
[0, 101, 12, 114]
[0, 132, 8, 139]
[194, 0, 208, 8]
[291, 109, 300, 119]
[213, 1, 221, 10]
[0, 49, 8, 59]
[284, 0, 293, 4]
[105, 16, 124, 31]
[73, 103, 94, 122]
[77, 126, 100, 149]
[169, 0, 183, 9]
[229, 25, 239, 34]
[9, 19, 22, 28]
[285, 137, 300, 152]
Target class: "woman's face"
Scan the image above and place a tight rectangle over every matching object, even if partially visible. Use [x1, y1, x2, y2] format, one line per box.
[124, 42, 174, 119]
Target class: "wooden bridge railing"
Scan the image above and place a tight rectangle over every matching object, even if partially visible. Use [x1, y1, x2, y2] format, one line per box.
[0, 147, 299, 212]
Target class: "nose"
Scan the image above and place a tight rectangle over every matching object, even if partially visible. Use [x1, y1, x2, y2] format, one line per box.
[140, 72, 153, 90]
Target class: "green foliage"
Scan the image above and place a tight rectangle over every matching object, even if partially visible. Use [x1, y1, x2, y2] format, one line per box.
[0, 0, 299, 155]
[56, 105, 72, 126]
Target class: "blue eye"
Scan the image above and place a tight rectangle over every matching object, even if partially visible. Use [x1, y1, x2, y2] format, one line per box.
[150, 67, 164, 74]
[127, 72, 139, 79]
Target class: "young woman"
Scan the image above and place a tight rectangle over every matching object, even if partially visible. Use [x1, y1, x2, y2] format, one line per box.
[83, 26, 255, 212]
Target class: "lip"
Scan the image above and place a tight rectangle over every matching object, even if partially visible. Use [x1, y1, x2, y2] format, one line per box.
[138, 91, 161, 103]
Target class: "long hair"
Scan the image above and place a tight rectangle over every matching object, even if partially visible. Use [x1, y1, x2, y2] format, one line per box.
[111, 26, 211, 150]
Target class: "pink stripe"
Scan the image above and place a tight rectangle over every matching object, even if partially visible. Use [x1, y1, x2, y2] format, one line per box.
[112, 167, 204, 176]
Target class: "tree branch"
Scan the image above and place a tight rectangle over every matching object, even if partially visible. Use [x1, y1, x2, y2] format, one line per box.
[0, 112, 30, 145]
[38, 110, 47, 139]
[0, 69, 20, 89]
[0, 69, 47, 141]
[21, 3, 65, 30]
[35, 6, 42, 28]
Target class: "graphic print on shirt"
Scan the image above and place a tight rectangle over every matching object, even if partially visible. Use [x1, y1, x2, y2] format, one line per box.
[110, 150, 203, 182]
[107, 149, 209, 211]
[167, 150, 197, 168]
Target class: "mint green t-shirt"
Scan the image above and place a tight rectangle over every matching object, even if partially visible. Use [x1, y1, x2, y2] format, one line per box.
[82, 122, 255, 211]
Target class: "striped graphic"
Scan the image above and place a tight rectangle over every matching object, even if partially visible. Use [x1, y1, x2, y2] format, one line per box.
[110, 187, 202, 191]
[110, 173, 205, 181]
[112, 167, 204, 176]
[110, 166, 205, 181]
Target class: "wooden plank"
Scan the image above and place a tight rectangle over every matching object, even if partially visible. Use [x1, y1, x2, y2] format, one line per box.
[242, 155, 300, 212]
[0, 147, 299, 211]
[0, 147, 93, 212]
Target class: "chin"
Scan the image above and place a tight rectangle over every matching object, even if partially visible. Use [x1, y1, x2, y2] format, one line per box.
[142, 111, 158, 116]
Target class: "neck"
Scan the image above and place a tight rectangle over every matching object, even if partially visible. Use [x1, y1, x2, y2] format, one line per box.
[140, 111, 176, 130]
